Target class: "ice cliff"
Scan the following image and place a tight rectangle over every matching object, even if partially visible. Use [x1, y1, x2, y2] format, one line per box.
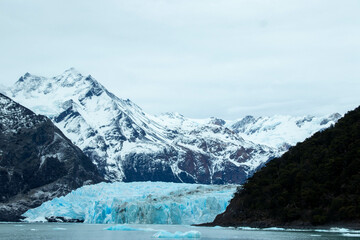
[23, 182, 237, 225]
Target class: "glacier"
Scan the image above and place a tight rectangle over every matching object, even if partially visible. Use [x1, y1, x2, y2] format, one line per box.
[22, 182, 237, 225]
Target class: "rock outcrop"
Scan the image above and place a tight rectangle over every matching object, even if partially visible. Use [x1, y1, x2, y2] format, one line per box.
[0, 93, 103, 221]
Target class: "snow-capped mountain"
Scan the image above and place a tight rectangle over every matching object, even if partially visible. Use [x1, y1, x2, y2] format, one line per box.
[6, 69, 276, 184]
[0, 93, 102, 221]
[6, 68, 340, 184]
[228, 113, 341, 150]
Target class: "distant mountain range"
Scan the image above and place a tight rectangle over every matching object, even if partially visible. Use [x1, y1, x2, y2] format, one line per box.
[5, 68, 341, 184]
[0, 93, 102, 221]
[229, 113, 341, 149]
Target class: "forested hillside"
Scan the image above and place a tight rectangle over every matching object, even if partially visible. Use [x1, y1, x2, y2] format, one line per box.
[211, 106, 360, 228]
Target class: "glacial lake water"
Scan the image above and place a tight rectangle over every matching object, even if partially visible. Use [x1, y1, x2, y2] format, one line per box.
[1, 223, 359, 240]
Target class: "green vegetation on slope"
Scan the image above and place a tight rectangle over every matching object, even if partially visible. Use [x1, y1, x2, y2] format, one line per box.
[213, 106, 360, 227]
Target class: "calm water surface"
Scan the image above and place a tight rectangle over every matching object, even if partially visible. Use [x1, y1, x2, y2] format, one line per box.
[0, 223, 359, 240]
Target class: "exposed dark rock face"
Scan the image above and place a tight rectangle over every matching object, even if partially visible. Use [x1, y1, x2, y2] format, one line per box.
[209, 117, 226, 126]
[122, 150, 180, 183]
[45, 216, 84, 223]
[0, 93, 103, 221]
[207, 106, 360, 228]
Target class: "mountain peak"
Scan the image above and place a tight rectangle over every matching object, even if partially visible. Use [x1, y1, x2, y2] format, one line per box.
[231, 115, 257, 130]
[160, 112, 185, 119]
[329, 112, 341, 120]
[59, 67, 82, 78]
[209, 117, 226, 126]
[53, 68, 84, 87]
[16, 72, 32, 83]
[24, 72, 31, 77]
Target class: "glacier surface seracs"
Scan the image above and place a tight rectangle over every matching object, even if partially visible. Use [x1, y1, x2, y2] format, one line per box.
[22, 182, 237, 225]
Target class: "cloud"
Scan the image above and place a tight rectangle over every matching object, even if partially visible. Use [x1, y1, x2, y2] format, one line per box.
[0, 0, 359, 119]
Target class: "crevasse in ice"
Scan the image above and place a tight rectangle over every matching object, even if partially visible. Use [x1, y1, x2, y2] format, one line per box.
[23, 182, 237, 225]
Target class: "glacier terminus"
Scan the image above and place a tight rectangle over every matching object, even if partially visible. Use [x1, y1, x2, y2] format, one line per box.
[22, 182, 237, 225]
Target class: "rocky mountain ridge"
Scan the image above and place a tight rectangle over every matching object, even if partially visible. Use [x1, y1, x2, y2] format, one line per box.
[228, 113, 341, 148]
[6, 68, 340, 184]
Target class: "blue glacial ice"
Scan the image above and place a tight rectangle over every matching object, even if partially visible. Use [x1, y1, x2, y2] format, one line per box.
[104, 224, 201, 239]
[152, 230, 201, 238]
[105, 225, 154, 231]
[22, 182, 237, 224]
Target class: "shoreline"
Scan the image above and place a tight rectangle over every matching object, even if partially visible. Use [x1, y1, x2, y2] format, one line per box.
[196, 221, 360, 231]
[2, 220, 359, 231]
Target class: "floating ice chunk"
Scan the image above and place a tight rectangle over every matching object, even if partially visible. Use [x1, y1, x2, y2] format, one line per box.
[263, 227, 286, 231]
[315, 228, 360, 233]
[53, 227, 67, 230]
[238, 226, 309, 232]
[213, 226, 223, 229]
[342, 233, 360, 237]
[152, 230, 201, 238]
[28, 216, 46, 222]
[236, 226, 260, 231]
[105, 225, 155, 231]
[105, 225, 140, 231]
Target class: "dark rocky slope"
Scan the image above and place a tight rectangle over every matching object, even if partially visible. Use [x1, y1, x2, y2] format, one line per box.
[0, 93, 103, 221]
[209, 105, 360, 228]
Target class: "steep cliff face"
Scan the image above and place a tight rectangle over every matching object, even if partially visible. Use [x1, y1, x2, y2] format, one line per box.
[0, 93, 103, 221]
[209, 106, 360, 228]
[7, 69, 279, 184]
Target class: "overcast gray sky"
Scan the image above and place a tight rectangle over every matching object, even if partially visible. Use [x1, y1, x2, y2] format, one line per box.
[0, 0, 359, 119]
